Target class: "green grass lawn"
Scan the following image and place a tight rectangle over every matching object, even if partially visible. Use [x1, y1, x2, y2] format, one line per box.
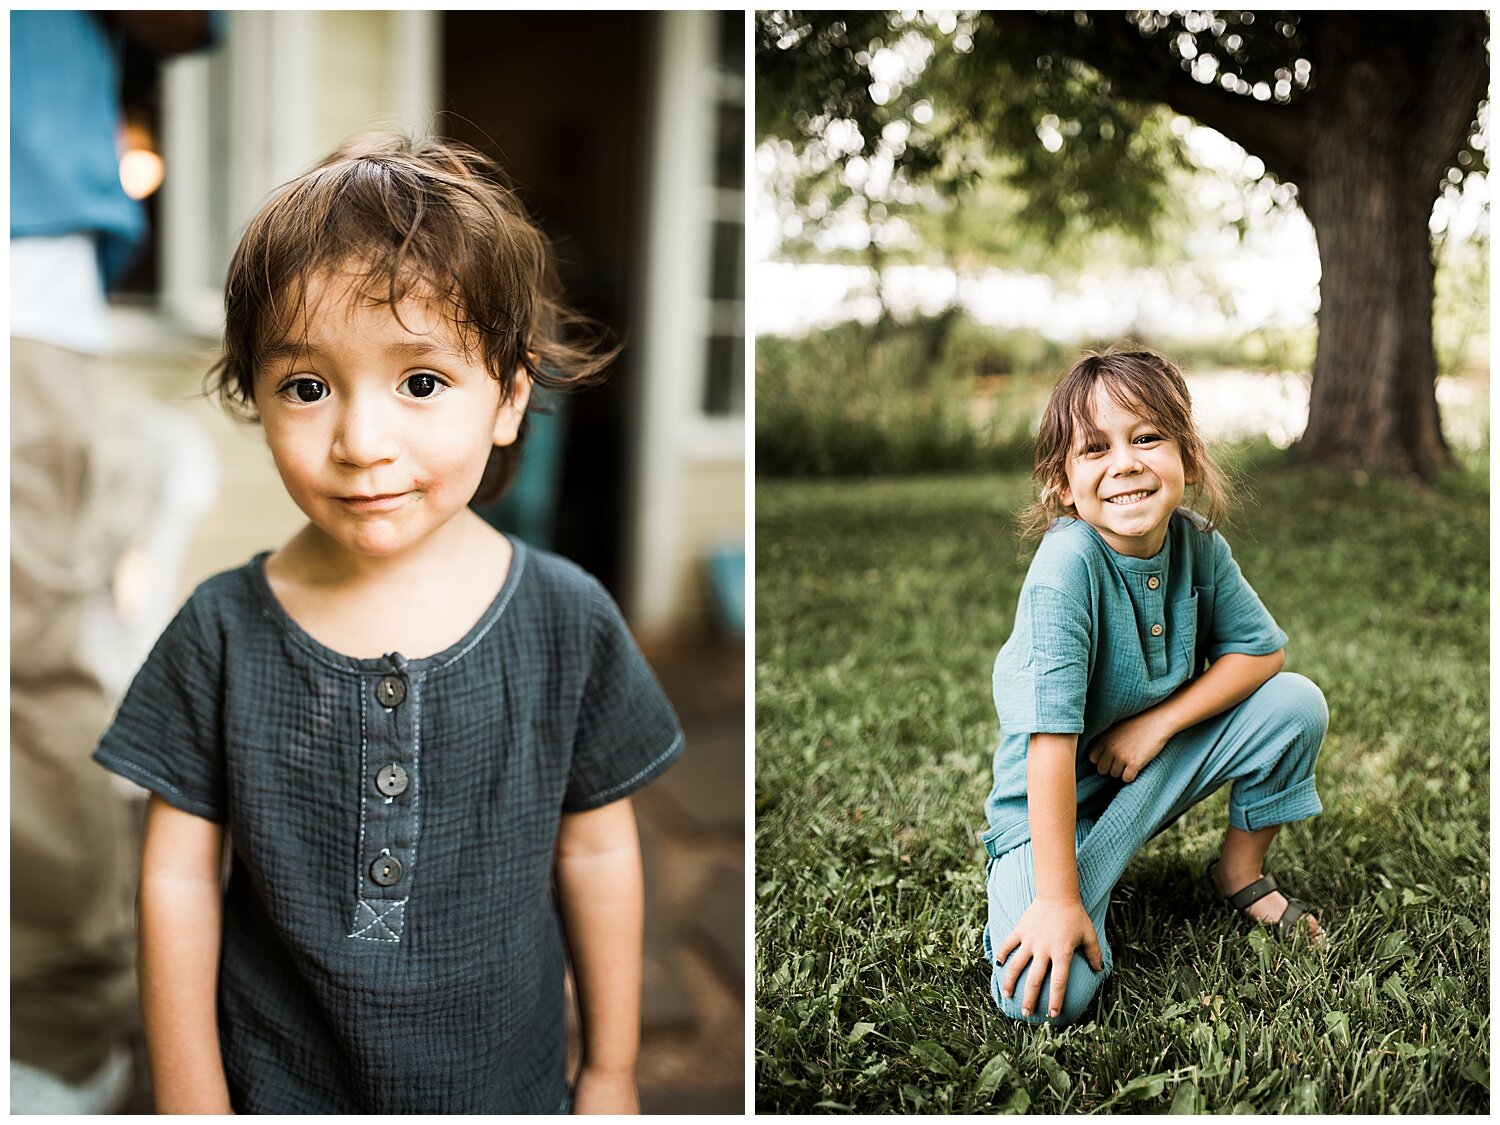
[755, 451, 1489, 1113]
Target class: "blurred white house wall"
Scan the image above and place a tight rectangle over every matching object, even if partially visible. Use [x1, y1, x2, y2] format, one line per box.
[627, 11, 746, 636]
[148, 10, 743, 638]
[160, 11, 439, 334]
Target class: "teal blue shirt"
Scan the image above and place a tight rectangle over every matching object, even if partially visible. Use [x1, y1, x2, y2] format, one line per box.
[982, 511, 1287, 858]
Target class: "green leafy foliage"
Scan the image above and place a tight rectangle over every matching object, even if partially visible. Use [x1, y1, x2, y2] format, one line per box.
[754, 318, 1333, 478]
[755, 319, 1045, 477]
[756, 10, 1196, 269]
[958, 13, 1194, 244]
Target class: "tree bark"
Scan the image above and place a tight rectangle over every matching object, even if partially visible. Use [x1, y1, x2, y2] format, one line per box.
[866, 225, 894, 341]
[1291, 14, 1481, 477]
[1298, 165, 1449, 475]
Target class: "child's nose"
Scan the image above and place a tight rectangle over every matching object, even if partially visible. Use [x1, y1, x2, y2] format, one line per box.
[331, 400, 400, 466]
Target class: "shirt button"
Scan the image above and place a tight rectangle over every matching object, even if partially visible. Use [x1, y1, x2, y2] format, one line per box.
[376, 763, 409, 797]
[1150, 623, 1164, 637]
[376, 676, 406, 708]
[370, 854, 403, 887]
[1147, 576, 1160, 590]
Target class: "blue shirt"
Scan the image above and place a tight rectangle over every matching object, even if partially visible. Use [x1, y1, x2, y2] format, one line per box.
[982, 511, 1287, 858]
[10, 11, 146, 283]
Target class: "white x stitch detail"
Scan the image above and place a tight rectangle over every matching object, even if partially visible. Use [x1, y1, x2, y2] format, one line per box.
[348, 898, 407, 942]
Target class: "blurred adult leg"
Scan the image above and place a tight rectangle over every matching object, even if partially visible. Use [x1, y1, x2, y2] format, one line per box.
[11, 336, 137, 1108]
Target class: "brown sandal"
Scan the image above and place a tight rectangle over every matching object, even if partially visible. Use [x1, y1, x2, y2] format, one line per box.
[1205, 860, 1321, 942]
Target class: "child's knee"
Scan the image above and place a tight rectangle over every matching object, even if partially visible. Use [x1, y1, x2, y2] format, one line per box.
[1259, 672, 1328, 745]
[991, 951, 1108, 1026]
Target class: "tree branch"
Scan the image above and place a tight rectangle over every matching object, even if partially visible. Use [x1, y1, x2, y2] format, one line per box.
[1410, 12, 1488, 194]
[995, 11, 1313, 185]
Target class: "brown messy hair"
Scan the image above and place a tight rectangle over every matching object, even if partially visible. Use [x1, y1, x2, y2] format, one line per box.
[207, 133, 616, 504]
[1016, 346, 1232, 541]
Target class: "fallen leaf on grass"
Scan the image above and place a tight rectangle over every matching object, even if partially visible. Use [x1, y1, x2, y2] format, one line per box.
[1169, 1082, 1202, 1114]
[1374, 932, 1409, 961]
[1115, 1072, 1168, 1101]
[911, 1040, 956, 1076]
[846, 1021, 878, 1045]
[998, 1087, 1030, 1113]
[971, 1052, 1013, 1098]
[1040, 1054, 1071, 1097]
[1324, 1011, 1350, 1046]
[1382, 974, 1412, 1014]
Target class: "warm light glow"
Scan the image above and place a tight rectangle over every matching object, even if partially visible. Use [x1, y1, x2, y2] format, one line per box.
[120, 149, 165, 200]
[112, 545, 150, 623]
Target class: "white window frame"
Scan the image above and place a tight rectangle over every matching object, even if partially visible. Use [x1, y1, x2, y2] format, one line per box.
[627, 11, 745, 629]
[159, 11, 438, 337]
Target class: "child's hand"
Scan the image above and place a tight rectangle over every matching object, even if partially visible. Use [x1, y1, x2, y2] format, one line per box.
[571, 1066, 639, 1115]
[994, 897, 1104, 1019]
[1088, 709, 1173, 782]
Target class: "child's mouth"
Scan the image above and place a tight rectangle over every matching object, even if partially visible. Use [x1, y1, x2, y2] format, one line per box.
[1104, 489, 1156, 506]
[339, 492, 411, 512]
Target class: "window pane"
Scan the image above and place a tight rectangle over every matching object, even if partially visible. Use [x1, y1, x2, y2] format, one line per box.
[703, 334, 744, 416]
[710, 220, 743, 303]
[717, 11, 743, 77]
[715, 100, 744, 190]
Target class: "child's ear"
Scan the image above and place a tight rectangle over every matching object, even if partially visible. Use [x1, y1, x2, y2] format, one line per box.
[1056, 480, 1073, 508]
[492, 368, 532, 447]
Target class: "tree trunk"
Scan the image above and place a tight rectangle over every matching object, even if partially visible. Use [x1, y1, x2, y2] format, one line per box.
[1298, 132, 1449, 476]
[1023, 11, 1487, 478]
[1293, 15, 1481, 478]
[865, 214, 894, 342]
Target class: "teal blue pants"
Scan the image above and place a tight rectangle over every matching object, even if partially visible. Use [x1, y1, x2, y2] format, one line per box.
[982, 672, 1328, 1025]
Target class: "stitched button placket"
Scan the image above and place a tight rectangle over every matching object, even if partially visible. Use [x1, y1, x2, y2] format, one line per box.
[349, 652, 418, 943]
[1142, 570, 1168, 678]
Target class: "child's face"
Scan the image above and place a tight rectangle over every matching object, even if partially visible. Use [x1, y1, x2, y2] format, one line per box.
[254, 268, 529, 560]
[1057, 385, 1189, 559]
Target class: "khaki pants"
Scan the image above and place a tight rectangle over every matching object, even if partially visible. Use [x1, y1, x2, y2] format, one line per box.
[11, 336, 137, 1084]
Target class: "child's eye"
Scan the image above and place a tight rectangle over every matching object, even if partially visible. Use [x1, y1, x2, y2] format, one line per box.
[1083, 442, 1108, 455]
[400, 373, 448, 399]
[280, 378, 328, 403]
[1135, 433, 1162, 445]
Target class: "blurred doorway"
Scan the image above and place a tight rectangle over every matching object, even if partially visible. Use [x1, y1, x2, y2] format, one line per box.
[442, 12, 651, 592]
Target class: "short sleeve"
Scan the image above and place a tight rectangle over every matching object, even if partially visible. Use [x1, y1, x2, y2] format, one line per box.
[563, 588, 684, 811]
[1204, 532, 1288, 661]
[92, 598, 227, 822]
[994, 583, 1093, 737]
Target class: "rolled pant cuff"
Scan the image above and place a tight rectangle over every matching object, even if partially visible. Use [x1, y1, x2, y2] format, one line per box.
[1229, 777, 1322, 832]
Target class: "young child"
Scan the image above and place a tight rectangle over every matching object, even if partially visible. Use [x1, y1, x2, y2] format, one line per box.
[981, 348, 1327, 1026]
[92, 135, 683, 1113]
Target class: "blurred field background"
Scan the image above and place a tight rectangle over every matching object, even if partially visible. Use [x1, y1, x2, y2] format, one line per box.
[754, 12, 1487, 480]
[752, 10, 1488, 1114]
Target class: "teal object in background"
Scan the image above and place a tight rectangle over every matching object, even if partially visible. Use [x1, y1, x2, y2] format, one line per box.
[477, 391, 566, 550]
[707, 543, 744, 638]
